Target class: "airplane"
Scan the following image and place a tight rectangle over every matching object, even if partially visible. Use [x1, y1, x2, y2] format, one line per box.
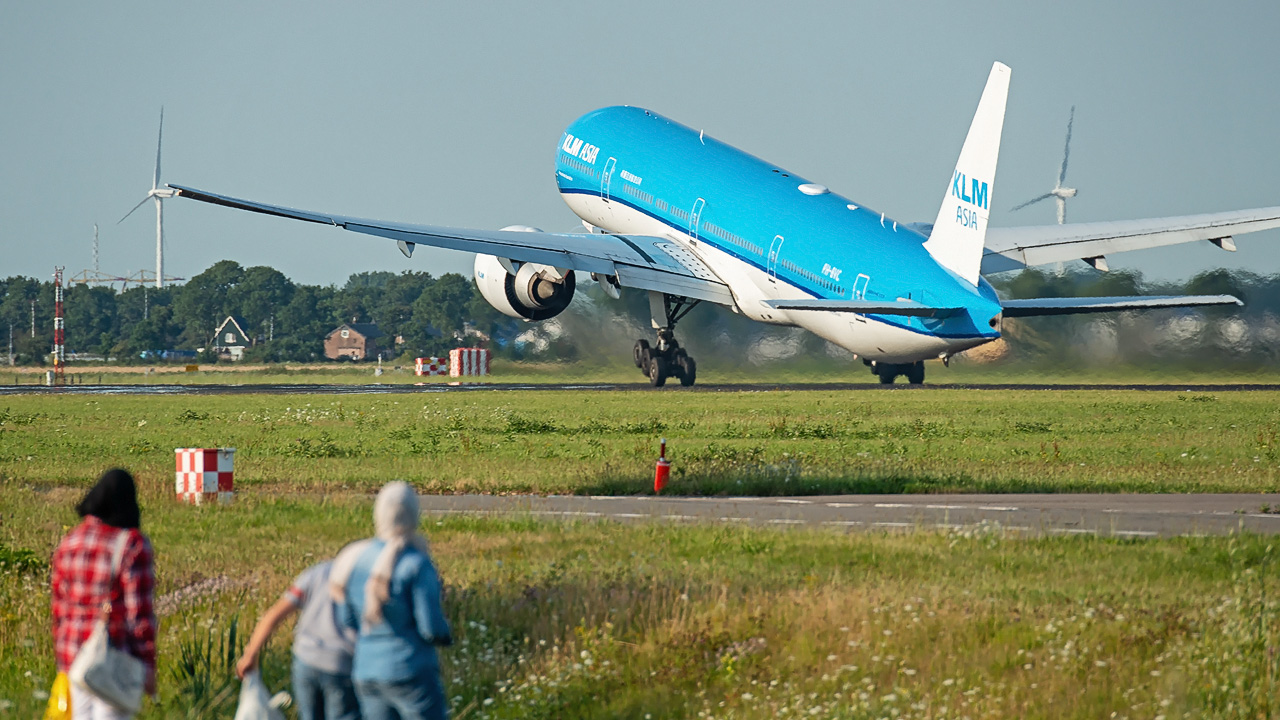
[168, 62, 1280, 386]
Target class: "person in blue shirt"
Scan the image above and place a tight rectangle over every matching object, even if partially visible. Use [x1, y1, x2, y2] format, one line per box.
[328, 482, 452, 720]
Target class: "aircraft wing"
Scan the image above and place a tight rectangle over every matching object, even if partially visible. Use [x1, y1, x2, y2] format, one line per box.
[981, 206, 1280, 273]
[168, 184, 734, 306]
[1001, 294, 1241, 317]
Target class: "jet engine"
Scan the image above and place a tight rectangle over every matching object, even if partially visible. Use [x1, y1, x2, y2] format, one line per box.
[474, 252, 576, 321]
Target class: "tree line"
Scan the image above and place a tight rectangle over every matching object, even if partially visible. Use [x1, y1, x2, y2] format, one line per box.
[1, 261, 1276, 367]
[0, 261, 518, 364]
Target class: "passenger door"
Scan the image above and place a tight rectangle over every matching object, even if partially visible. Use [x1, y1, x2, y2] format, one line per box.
[767, 235, 785, 281]
[600, 157, 617, 201]
[689, 198, 705, 243]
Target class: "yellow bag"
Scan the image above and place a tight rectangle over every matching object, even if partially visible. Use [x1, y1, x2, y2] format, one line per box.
[43, 671, 71, 720]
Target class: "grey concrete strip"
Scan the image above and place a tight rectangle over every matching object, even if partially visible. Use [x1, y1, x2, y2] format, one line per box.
[418, 493, 1280, 538]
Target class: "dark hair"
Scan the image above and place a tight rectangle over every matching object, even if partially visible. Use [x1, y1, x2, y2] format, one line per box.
[76, 468, 141, 529]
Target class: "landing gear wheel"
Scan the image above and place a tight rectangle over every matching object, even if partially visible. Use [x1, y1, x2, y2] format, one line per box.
[878, 371, 896, 385]
[649, 356, 669, 387]
[906, 362, 925, 385]
[638, 293, 702, 387]
[633, 339, 650, 369]
[676, 353, 697, 387]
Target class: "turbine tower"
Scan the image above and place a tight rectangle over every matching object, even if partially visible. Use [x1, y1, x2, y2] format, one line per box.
[1011, 105, 1077, 225]
[119, 108, 175, 289]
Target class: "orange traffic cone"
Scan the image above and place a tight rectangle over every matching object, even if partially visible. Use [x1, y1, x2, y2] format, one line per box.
[654, 438, 670, 493]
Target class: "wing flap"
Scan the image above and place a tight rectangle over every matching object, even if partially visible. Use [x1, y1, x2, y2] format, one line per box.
[1001, 294, 1242, 318]
[170, 183, 733, 305]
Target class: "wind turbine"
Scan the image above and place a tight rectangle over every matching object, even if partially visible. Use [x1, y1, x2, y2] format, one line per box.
[119, 108, 175, 289]
[1012, 105, 1077, 225]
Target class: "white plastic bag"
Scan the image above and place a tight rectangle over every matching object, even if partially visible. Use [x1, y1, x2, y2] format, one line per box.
[233, 670, 287, 720]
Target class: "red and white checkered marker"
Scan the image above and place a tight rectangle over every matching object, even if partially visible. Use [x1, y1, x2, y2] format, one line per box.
[414, 357, 448, 376]
[449, 348, 490, 377]
[175, 448, 235, 505]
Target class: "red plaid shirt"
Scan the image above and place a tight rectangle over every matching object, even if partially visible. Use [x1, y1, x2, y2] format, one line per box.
[51, 516, 157, 672]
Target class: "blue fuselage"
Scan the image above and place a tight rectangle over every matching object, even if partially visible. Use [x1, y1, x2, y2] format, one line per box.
[553, 106, 1002, 355]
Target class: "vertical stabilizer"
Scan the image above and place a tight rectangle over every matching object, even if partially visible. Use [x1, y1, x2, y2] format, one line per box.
[923, 62, 1011, 286]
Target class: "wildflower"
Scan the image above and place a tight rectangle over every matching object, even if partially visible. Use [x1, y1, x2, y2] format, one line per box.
[741, 693, 754, 701]
[943, 678, 955, 687]
[483, 698, 494, 706]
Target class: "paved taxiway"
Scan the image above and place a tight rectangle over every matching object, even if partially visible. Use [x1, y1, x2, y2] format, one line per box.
[418, 493, 1280, 538]
[3, 382, 1280, 395]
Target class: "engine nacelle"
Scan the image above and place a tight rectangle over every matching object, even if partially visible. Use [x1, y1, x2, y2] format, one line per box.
[474, 253, 576, 321]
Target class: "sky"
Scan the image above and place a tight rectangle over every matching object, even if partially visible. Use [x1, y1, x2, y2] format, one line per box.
[3, 2, 1279, 288]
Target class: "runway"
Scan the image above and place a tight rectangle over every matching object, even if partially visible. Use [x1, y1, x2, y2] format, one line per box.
[417, 493, 1280, 538]
[3, 381, 1280, 395]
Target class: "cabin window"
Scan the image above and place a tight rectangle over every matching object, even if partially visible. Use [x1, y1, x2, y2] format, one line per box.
[225, 332, 235, 343]
[558, 152, 597, 179]
[341, 329, 350, 339]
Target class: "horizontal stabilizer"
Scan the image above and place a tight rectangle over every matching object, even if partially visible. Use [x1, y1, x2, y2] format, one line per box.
[1001, 294, 1242, 318]
[766, 299, 963, 318]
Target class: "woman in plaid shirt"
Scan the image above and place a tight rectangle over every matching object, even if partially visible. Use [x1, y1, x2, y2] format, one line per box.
[51, 469, 157, 719]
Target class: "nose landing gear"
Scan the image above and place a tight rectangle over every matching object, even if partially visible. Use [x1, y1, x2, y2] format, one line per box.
[633, 293, 700, 387]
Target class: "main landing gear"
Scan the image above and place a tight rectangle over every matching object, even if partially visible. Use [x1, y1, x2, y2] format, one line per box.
[633, 293, 699, 387]
[867, 360, 925, 385]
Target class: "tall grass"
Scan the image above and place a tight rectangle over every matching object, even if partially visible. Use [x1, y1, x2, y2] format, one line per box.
[2, 485, 1277, 718]
[170, 613, 241, 717]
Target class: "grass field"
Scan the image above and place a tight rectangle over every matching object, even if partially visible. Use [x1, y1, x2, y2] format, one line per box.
[2, 387, 1278, 718]
[1, 486, 1277, 719]
[1, 389, 1278, 495]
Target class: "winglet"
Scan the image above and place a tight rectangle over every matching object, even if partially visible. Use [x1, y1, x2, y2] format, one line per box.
[923, 62, 1011, 286]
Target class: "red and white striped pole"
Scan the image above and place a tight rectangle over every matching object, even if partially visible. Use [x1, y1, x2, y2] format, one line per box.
[52, 267, 65, 386]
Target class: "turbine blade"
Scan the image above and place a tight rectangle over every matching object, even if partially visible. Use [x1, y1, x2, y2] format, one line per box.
[118, 196, 150, 224]
[1058, 105, 1074, 186]
[1010, 193, 1054, 212]
[153, 106, 164, 190]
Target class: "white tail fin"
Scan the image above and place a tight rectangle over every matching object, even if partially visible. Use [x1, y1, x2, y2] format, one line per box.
[923, 62, 1011, 286]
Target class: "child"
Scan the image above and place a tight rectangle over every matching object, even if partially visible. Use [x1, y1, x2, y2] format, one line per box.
[237, 560, 359, 720]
